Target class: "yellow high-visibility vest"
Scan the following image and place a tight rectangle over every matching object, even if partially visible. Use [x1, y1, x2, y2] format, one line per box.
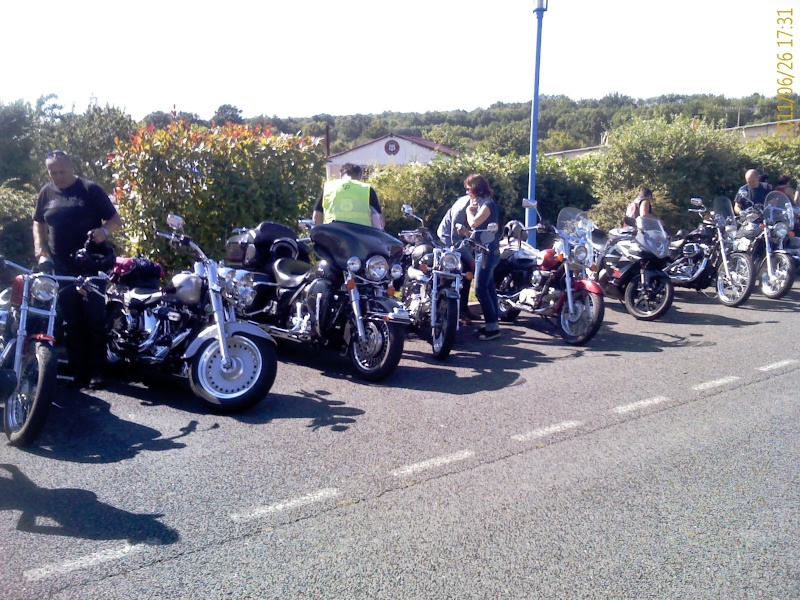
[321, 178, 372, 226]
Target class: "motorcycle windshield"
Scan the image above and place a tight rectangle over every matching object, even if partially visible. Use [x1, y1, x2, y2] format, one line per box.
[712, 197, 734, 219]
[556, 207, 593, 238]
[311, 221, 404, 270]
[764, 191, 794, 228]
[635, 216, 670, 258]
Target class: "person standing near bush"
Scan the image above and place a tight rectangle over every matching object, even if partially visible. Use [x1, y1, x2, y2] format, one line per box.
[624, 186, 653, 221]
[461, 174, 501, 341]
[774, 173, 798, 205]
[312, 163, 384, 229]
[734, 169, 770, 215]
[33, 150, 121, 389]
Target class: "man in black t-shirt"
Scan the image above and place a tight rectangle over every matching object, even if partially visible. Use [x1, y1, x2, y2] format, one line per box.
[33, 150, 122, 389]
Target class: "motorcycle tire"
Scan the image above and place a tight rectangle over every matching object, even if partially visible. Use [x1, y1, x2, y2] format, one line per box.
[350, 319, 405, 382]
[559, 289, 604, 346]
[496, 277, 521, 322]
[716, 252, 754, 307]
[623, 274, 674, 321]
[431, 296, 459, 361]
[3, 341, 57, 447]
[189, 333, 277, 414]
[759, 253, 795, 300]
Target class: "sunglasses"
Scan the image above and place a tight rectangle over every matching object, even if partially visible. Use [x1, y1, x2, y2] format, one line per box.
[45, 150, 69, 159]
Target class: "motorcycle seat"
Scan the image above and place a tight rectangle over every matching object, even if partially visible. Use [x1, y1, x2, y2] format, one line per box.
[273, 258, 312, 288]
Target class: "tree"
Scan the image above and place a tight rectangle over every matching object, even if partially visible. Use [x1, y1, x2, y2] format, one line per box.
[212, 104, 243, 125]
[0, 100, 36, 186]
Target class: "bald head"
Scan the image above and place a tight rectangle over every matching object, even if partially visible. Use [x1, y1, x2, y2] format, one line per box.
[745, 169, 760, 188]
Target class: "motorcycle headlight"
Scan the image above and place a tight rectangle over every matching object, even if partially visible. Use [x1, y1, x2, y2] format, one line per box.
[31, 276, 58, 303]
[571, 245, 589, 264]
[365, 255, 389, 281]
[440, 251, 460, 272]
[347, 257, 362, 273]
[391, 263, 404, 280]
[220, 268, 237, 299]
[774, 222, 790, 238]
[233, 271, 257, 307]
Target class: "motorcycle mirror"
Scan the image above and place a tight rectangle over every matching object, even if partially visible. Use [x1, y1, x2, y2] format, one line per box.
[522, 198, 538, 209]
[298, 218, 313, 231]
[487, 223, 499, 233]
[402, 205, 414, 214]
[167, 214, 185, 230]
[690, 198, 704, 207]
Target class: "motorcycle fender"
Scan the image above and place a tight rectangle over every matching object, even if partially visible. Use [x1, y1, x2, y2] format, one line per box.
[182, 320, 276, 359]
[440, 287, 460, 300]
[367, 296, 412, 325]
[572, 278, 604, 295]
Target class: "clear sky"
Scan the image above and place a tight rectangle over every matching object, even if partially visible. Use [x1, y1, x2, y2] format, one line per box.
[2, 0, 779, 121]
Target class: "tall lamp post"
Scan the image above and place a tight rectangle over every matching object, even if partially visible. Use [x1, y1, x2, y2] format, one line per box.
[524, 0, 549, 238]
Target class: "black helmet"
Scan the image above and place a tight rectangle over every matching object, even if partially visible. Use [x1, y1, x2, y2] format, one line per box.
[73, 239, 116, 274]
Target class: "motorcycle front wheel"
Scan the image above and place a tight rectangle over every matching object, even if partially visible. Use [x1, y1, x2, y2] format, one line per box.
[716, 252, 754, 307]
[3, 341, 57, 446]
[431, 296, 458, 361]
[559, 289, 604, 346]
[189, 333, 277, 414]
[350, 319, 405, 382]
[759, 253, 795, 299]
[623, 273, 674, 321]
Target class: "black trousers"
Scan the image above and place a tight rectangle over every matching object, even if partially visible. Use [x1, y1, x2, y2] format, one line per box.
[58, 283, 107, 380]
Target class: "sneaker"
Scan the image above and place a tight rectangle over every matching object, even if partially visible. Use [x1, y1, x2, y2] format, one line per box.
[478, 329, 501, 341]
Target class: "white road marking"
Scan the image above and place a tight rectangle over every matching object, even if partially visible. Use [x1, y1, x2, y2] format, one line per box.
[757, 359, 798, 372]
[511, 420, 582, 442]
[692, 376, 740, 391]
[613, 396, 670, 414]
[392, 450, 475, 477]
[230, 488, 340, 523]
[24, 543, 144, 581]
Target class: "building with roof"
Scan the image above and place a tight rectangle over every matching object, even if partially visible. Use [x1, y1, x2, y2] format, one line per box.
[325, 133, 458, 179]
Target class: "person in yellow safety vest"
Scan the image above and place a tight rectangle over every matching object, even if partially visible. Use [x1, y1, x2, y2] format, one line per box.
[313, 163, 385, 230]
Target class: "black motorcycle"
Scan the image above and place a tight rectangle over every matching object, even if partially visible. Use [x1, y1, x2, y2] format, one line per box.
[223, 219, 410, 382]
[106, 215, 278, 414]
[593, 215, 674, 320]
[396, 205, 467, 361]
[663, 197, 755, 307]
[733, 190, 796, 299]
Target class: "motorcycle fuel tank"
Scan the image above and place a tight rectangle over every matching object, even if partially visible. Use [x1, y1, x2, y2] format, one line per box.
[168, 272, 204, 304]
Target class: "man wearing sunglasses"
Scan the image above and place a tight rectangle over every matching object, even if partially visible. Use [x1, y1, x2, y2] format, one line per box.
[33, 150, 122, 389]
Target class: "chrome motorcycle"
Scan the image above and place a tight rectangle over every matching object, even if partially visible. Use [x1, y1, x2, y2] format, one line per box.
[0, 259, 105, 445]
[493, 206, 605, 346]
[733, 190, 796, 299]
[397, 205, 466, 360]
[222, 219, 410, 382]
[593, 215, 674, 320]
[106, 215, 278, 413]
[664, 197, 754, 307]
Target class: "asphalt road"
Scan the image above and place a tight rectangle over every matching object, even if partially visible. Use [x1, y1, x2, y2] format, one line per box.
[1, 287, 799, 599]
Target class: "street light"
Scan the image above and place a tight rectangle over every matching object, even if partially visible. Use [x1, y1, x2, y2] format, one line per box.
[524, 0, 548, 241]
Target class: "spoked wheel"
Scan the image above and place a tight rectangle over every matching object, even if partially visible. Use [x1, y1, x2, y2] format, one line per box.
[759, 252, 795, 299]
[623, 273, 674, 321]
[496, 276, 521, 322]
[559, 289, 604, 345]
[3, 341, 57, 447]
[431, 296, 458, 361]
[716, 252, 754, 307]
[350, 319, 405, 382]
[189, 333, 277, 414]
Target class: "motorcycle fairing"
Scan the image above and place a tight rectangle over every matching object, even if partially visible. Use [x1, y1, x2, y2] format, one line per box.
[311, 222, 404, 271]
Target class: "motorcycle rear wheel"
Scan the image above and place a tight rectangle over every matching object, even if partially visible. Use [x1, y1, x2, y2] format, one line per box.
[623, 274, 674, 321]
[759, 253, 795, 299]
[431, 296, 458, 361]
[3, 341, 57, 447]
[189, 333, 277, 414]
[716, 252, 754, 307]
[559, 289, 604, 345]
[350, 319, 405, 382]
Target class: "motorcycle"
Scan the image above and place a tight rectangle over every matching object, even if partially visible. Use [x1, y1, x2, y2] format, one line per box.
[592, 215, 675, 320]
[222, 219, 410, 382]
[0, 258, 105, 446]
[663, 197, 755, 307]
[493, 206, 605, 346]
[396, 205, 467, 360]
[733, 190, 796, 299]
[106, 214, 278, 413]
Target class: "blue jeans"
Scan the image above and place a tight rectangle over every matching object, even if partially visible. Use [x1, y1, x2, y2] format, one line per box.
[474, 250, 500, 327]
